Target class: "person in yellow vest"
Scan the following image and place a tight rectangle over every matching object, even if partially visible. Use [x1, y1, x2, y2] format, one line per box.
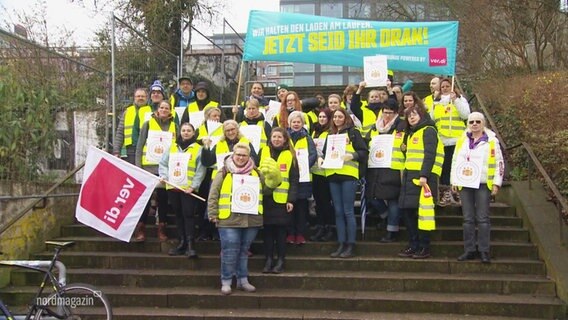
[276, 84, 289, 104]
[341, 84, 357, 110]
[207, 143, 278, 295]
[320, 108, 368, 259]
[113, 88, 151, 164]
[285, 111, 317, 245]
[352, 81, 394, 137]
[364, 99, 406, 243]
[233, 82, 269, 122]
[259, 127, 299, 274]
[423, 76, 440, 113]
[327, 94, 342, 112]
[401, 91, 426, 120]
[272, 91, 311, 132]
[430, 78, 470, 207]
[309, 108, 335, 242]
[158, 123, 206, 258]
[134, 100, 179, 242]
[180, 81, 219, 125]
[451, 112, 504, 264]
[148, 80, 167, 112]
[398, 105, 444, 259]
[195, 106, 224, 144]
[169, 76, 196, 124]
[240, 98, 271, 152]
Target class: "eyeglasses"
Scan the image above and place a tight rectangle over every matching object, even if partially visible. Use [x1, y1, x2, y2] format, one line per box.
[468, 120, 482, 124]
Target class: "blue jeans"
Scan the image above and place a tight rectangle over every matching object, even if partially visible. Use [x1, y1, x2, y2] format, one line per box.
[460, 185, 491, 253]
[218, 227, 259, 285]
[401, 208, 431, 250]
[329, 180, 358, 244]
[368, 198, 400, 231]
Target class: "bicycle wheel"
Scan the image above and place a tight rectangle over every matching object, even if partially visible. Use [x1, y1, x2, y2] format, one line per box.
[34, 283, 112, 320]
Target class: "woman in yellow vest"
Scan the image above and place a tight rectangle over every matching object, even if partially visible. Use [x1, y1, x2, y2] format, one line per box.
[327, 94, 342, 112]
[351, 81, 393, 137]
[398, 105, 444, 259]
[320, 108, 368, 258]
[401, 91, 426, 119]
[158, 123, 206, 258]
[364, 99, 406, 243]
[195, 107, 224, 144]
[240, 98, 272, 152]
[286, 111, 317, 245]
[451, 112, 504, 264]
[430, 78, 470, 206]
[134, 100, 179, 242]
[259, 127, 299, 273]
[233, 82, 270, 122]
[207, 143, 271, 295]
[310, 108, 335, 242]
[272, 91, 310, 132]
[180, 81, 219, 126]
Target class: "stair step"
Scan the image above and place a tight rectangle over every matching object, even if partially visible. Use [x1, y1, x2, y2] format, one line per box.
[10, 268, 556, 295]
[2, 287, 564, 318]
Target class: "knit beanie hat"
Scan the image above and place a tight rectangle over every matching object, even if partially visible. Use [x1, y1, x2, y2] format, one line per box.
[149, 80, 165, 97]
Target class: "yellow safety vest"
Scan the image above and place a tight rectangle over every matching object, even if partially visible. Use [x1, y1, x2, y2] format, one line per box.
[433, 103, 467, 139]
[259, 146, 292, 204]
[291, 136, 311, 182]
[324, 133, 359, 179]
[218, 170, 263, 219]
[123, 104, 152, 146]
[413, 179, 436, 231]
[273, 113, 311, 132]
[186, 100, 219, 113]
[142, 118, 176, 165]
[423, 94, 434, 113]
[306, 110, 317, 129]
[360, 107, 380, 137]
[166, 142, 201, 190]
[368, 129, 405, 170]
[455, 136, 497, 190]
[311, 131, 328, 176]
[212, 137, 250, 178]
[404, 126, 444, 176]
[240, 120, 267, 147]
[196, 122, 224, 142]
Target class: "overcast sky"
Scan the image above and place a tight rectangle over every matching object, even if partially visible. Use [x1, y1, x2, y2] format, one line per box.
[0, 0, 279, 46]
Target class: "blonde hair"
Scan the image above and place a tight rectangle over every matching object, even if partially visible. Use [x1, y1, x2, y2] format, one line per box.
[233, 142, 251, 155]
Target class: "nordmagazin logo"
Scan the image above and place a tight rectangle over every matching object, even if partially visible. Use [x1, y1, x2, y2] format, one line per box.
[429, 47, 447, 67]
[80, 158, 145, 230]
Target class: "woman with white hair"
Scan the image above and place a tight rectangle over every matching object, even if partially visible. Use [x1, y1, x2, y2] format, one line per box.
[451, 112, 504, 264]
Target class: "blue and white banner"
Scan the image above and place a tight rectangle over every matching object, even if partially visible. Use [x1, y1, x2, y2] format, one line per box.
[243, 11, 459, 75]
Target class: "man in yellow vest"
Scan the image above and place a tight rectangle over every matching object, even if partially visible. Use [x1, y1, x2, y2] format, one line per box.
[113, 88, 151, 164]
[423, 76, 440, 113]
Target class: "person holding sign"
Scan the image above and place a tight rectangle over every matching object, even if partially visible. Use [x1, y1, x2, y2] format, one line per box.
[195, 106, 224, 145]
[259, 127, 299, 273]
[207, 143, 281, 295]
[179, 81, 219, 127]
[158, 123, 206, 258]
[286, 111, 317, 245]
[351, 81, 393, 137]
[134, 100, 179, 242]
[364, 99, 406, 243]
[320, 108, 368, 258]
[451, 112, 504, 264]
[239, 98, 272, 153]
[398, 105, 444, 259]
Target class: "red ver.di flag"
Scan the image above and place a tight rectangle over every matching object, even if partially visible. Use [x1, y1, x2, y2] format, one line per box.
[76, 146, 160, 242]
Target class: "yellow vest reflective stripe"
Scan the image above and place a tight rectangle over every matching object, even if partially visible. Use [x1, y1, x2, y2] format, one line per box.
[404, 126, 444, 176]
[124, 105, 152, 146]
[218, 170, 263, 219]
[368, 129, 405, 170]
[166, 143, 201, 190]
[433, 103, 466, 139]
[324, 134, 359, 179]
[274, 113, 311, 131]
[212, 137, 250, 178]
[360, 107, 378, 137]
[423, 95, 434, 113]
[186, 100, 219, 113]
[260, 146, 292, 204]
[311, 131, 328, 176]
[142, 118, 176, 165]
[455, 136, 496, 190]
[196, 123, 223, 142]
[292, 136, 312, 182]
[240, 120, 267, 147]
[414, 181, 436, 231]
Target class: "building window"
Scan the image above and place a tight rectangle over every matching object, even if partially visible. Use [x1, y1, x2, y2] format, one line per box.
[321, 64, 343, 72]
[321, 2, 343, 17]
[348, 74, 363, 85]
[321, 74, 343, 86]
[281, 4, 315, 15]
[294, 63, 315, 73]
[347, 2, 371, 18]
[294, 75, 315, 86]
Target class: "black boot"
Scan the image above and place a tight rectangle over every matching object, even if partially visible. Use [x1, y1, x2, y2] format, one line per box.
[330, 243, 345, 258]
[168, 238, 187, 256]
[262, 257, 273, 273]
[186, 239, 198, 259]
[379, 232, 399, 243]
[320, 226, 335, 242]
[339, 244, 354, 258]
[309, 225, 325, 241]
[271, 257, 285, 273]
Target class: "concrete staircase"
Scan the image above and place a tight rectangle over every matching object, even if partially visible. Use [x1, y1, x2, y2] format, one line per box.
[1, 199, 567, 319]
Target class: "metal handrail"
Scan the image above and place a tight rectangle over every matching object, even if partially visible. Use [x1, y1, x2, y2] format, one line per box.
[0, 162, 85, 236]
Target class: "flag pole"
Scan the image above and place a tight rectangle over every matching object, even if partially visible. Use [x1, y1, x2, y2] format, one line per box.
[233, 60, 245, 120]
[161, 179, 206, 202]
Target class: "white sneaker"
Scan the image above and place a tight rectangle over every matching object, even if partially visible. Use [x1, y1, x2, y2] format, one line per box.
[237, 283, 256, 292]
[221, 285, 232, 295]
